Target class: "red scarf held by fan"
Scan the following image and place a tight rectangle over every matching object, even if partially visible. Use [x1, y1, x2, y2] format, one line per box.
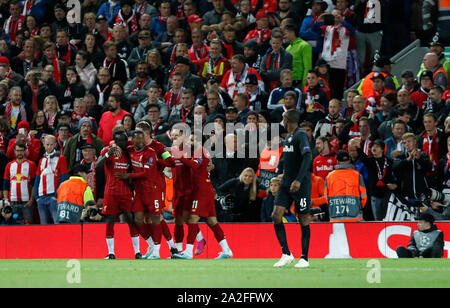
[27, 80, 42, 113]
[114, 10, 139, 34]
[53, 56, 61, 83]
[266, 52, 280, 92]
[422, 131, 440, 174]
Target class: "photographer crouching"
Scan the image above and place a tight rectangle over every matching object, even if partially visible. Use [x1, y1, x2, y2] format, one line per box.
[81, 200, 104, 223]
[0, 199, 18, 225]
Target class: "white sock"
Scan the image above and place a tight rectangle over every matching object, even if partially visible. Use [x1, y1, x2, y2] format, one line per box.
[153, 244, 161, 256]
[167, 238, 175, 249]
[219, 239, 231, 253]
[131, 236, 140, 254]
[147, 237, 154, 247]
[106, 238, 114, 255]
[176, 242, 183, 251]
[185, 244, 194, 256]
[196, 231, 204, 242]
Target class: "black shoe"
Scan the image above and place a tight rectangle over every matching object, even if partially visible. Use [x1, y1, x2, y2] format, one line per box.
[104, 254, 116, 260]
[135, 252, 143, 259]
[170, 247, 179, 258]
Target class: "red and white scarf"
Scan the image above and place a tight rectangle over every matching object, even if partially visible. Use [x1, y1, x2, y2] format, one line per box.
[321, 25, 349, 63]
[4, 15, 25, 39]
[422, 130, 440, 174]
[114, 10, 138, 34]
[96, 84, 110, 106]
[189, 43, 209, 61]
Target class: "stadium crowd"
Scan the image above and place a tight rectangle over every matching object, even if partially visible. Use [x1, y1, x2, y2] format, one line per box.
[0, 0, 450, 226]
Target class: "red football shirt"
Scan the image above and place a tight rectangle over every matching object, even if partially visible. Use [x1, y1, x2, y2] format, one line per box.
[171, 146, 193, 197]
[128, 145, 160, 194]
[100, 146, 133, 197]
[180, 148, 214, 196]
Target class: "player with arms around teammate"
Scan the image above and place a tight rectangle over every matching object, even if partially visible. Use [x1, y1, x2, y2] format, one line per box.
[273, 109, 312, 268]
[116, 130, 165, 260]
[172, 134, 233, 260]
[95, 131, 141, 260]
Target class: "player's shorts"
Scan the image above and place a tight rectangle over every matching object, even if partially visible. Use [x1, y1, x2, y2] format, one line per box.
[173, 194, 193, 218]
[102, 194, 133, 215]
[190, 191, 216, 218]
[132, 190, 164, 215]
[274, 184, 311, 214]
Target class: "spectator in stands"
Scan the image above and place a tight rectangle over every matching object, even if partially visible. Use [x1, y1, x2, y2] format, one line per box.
[244, 73, 269, 112]
[284, 23, 312, 89]
[197, 38, 230, 83]
[354, 0, 384, 73]
[299, 0, 327, 63]
[314, 8, 355, 100]
[374, 90, 396, 126]
[422, 52, 448, 91]
[90, 67, 112, 108]
[22, 69, 52, 115]
[144, 103, 170, 138]
[75, 50, 97, 92]
[174, 56, 204, 98]
[267, 69, 302, 111]
[384, 119, 407, 159]
[135, 82, 168, 123]
[303, 70, 329, 126]
[260, 31, 293, 93]
[270, 91, 298, 125]
[124, 61, 152, 109]
[3, 141, 37, 224]
[365, 72, 395, 114]
[217, 167, 260, 222]
[102, 40, 130, 85]
[378, 107, 412, 141]
[98, 94, 131, 145]
[313, 136, 337, 181]
[418, 113, 447, 187]
[43, 95, 60, 129]
[63, 117, 104, 173]
[410, 70, 434, 111]
[61, 66, 86, 111]
[260, 176, 281, 222]
[393, 133, 432, 202]
[6, 121, 41, 163]
[96, 0, 121, 27]
[29, 110, 53, 143]
[34, 135, 69, 225]
[54, 122, 71, 154]
[423, 86, 449, 127]
[314, 98, 343, 139]
[398, 70, 419, 94]
[169, 88, 196, 127]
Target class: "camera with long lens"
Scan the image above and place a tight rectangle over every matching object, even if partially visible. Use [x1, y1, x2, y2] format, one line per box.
[216, 194, 235, 211]
[427, 188, 450, 206]
[1, 205, 12, 215]
[87, 207, 99, 217]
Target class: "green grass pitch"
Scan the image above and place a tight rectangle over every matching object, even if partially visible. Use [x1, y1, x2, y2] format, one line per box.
[1, 258, 449, 288]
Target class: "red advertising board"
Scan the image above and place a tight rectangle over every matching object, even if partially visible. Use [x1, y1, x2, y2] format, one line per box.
[0, 222, 449, 259]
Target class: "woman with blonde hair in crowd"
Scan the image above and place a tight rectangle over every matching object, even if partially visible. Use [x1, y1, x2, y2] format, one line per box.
[43, 95, 60, 129]
[217, 167, 260, 222]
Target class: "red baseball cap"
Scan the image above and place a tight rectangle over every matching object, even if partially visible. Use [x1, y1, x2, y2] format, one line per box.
[187, 15, 203, 23]
[17, 121, 30, 132]
[256, 11, 269, 20]
[0, 56, 9, 65]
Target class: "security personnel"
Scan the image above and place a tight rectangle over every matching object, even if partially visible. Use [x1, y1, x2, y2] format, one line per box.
[324, 150, 367, 222]
[55, 164, 95, 224]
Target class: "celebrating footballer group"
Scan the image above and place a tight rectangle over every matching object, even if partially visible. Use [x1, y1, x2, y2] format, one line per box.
[96, 120, 233, 260]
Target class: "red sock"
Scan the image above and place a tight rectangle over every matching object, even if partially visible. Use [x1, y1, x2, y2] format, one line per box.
[174, 224, 184, 243]
[128, 223, 139, 238]
[152, 223, 162, 245]
[160, 219, 172, 241]
[209, 223, 225, 243]
[106, 223, 115, 238]
[187, 224, 199, 245]
[136, 223, 151, 240]
[145, 222, 153, 237]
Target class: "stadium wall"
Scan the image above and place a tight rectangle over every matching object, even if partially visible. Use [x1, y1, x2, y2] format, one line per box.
[1, 222, 450, 259]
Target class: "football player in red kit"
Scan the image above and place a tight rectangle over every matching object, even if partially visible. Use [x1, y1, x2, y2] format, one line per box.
[116, 130, 165, 259]
[172, 134, 233, 259]
[134, 121, 179, 257]
[170, 125, 207, 255]
[95, 130, 141, 260]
